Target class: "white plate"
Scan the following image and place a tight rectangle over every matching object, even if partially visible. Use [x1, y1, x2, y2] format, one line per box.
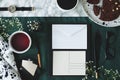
[82, 0, 120, 27]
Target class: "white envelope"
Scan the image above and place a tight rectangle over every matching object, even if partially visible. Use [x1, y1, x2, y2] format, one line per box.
[52, 24, 87, 49]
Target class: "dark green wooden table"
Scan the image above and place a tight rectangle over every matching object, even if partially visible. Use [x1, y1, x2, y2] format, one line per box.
[3, 17, 120, 80]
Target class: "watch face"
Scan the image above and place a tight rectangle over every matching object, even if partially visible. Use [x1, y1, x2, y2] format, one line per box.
[8, 5, 16, 13]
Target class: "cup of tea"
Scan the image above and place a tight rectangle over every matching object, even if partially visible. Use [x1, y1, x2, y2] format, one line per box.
[8, 31, 32, 54]
[56, 0, 79, 11]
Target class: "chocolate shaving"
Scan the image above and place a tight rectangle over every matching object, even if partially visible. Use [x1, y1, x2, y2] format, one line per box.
[93, 5, 101, 16]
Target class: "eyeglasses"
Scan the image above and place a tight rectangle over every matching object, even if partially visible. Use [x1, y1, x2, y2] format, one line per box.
[106, 31, 115, 60]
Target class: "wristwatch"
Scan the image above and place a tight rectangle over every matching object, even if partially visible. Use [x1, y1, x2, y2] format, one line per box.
[0, 5, 35, 13]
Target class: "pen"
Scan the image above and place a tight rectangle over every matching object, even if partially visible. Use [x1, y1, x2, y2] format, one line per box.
[94, 31, 102, 79]
[34, 35, 42, 68]
[37, 52, 41, 68]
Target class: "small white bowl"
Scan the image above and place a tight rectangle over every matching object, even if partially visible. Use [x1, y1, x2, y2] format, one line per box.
[56, 0, 79, 12]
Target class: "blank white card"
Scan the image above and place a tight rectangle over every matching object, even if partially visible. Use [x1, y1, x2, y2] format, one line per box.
[53, 51, 86, 75]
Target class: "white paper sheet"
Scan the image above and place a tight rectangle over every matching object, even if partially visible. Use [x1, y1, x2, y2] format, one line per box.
[53, 51, 86, 75]
[52, 24, 87, 49]
[22, 60, 37, 76]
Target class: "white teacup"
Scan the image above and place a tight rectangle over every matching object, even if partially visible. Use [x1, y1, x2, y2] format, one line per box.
[56, 0, 79, 12]
[8, 31, 32, 54]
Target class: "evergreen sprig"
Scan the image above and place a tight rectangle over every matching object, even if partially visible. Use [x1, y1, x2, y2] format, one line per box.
[82, 61, 120, 80]
[0, 18, 23, 40]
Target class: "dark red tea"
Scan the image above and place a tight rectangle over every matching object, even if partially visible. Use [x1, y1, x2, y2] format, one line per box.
[57, 0, 77, 10]
[11, 33, 30, 51]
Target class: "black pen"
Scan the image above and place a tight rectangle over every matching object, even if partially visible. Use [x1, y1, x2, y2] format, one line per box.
[94, 31, 102, 79]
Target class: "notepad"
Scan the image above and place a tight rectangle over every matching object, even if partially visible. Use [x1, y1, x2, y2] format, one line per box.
[52, 51, 86, 75]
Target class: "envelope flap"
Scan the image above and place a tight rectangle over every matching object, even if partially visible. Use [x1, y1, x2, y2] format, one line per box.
[52, 24, 87, 37]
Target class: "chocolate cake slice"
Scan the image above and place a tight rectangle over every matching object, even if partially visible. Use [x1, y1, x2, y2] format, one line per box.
[87, 0, 100, 4]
